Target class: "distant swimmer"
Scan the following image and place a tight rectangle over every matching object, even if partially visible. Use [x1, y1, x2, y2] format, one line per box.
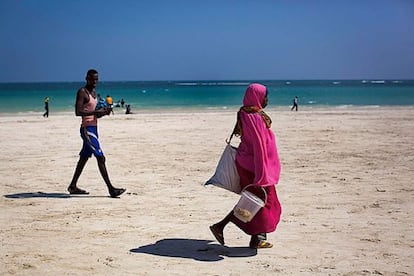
[291, 96, 298, 111]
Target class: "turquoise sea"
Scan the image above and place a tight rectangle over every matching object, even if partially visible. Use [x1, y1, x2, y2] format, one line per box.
[0, 80, 414, 114]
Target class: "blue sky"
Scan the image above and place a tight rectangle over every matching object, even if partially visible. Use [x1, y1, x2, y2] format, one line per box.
[1, 0, 413, 82]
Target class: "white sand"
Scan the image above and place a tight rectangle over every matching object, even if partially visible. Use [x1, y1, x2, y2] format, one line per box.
[1, 107, 413, 275]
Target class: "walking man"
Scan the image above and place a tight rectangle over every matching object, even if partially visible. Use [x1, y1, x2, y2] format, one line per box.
[43, 97, 49, 117]
[291, 96, 298, 111]
[67, 69, 126, 198]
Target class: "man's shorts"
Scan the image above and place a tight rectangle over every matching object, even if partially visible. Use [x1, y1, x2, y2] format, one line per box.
[79, 126, 104, 158]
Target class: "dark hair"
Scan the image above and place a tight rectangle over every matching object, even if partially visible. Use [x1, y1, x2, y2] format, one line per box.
[86, 69, 98, 77]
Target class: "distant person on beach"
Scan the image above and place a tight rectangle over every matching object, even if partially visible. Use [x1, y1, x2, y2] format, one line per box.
[67, 69, 125, 198]
[43, 97, 49, 117]
[106, 95, 114, 114]
[291, 96, 298, 111]
[121, 98, 125, 108]
[209, 83, 282, 249]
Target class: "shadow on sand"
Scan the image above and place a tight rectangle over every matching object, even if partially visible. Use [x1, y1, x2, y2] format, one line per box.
[130, 238, 257, 262]
[3, 191, 107, 199]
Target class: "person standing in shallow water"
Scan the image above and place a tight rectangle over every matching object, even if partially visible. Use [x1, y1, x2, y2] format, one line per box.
[67, 69, 126, 198]
[43, 97, 49, 117]
[209, 83, 282, 248]
[106, 94, 114, 115]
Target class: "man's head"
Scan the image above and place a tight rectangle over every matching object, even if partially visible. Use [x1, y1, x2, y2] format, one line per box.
[86, 69, 99, 88]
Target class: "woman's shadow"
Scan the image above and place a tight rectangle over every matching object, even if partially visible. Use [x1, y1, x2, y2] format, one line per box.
[130, 238, 257, 262]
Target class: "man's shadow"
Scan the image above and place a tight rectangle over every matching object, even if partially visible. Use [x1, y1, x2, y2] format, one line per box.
[3, 191, 107, 199]
[130, 238, 257, 262]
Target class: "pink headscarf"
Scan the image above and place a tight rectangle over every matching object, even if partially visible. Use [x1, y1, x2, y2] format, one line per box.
[243, 83, 267, 108]
[236, 83, 281, 186]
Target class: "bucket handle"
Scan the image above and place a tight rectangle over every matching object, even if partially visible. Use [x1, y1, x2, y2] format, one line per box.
[242, 184, 267, 205]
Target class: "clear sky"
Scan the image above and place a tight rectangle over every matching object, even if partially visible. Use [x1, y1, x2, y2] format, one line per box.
[1, 0, 413, 82]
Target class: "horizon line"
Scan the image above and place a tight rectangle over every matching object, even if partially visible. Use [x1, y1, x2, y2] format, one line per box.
[1, 78, 414, 84]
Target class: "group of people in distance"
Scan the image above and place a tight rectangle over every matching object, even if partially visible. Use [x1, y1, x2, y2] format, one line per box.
[43, 93, 133, 119]
[66, 69, 284, 249]
[96, 94, 132, 114]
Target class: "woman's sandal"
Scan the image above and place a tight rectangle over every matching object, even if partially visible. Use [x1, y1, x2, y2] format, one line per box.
[256, 240, 273, 248]
[249, 238, 273, 249]
[209, 225, 225, 245]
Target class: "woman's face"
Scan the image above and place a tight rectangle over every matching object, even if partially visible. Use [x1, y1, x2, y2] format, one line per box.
[262, 90, 268, 108]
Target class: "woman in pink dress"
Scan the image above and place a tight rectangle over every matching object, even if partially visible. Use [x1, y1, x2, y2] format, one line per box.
[210, 83, 282, 248]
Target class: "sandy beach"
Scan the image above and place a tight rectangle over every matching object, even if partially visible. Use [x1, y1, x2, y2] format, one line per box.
[1, 107, 413, 275]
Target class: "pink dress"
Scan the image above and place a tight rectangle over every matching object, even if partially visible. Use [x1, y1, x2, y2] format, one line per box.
[233, 83, 282, 235]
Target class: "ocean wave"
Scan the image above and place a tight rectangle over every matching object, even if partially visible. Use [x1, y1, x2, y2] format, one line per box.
[335, 105, 381, 109]
[206, 106, 230, 110]
[175, 82, 249, 86]
[336, 105, 355, 109]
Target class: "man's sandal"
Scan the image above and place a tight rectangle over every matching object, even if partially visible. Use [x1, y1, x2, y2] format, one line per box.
[67, 187, 89, 195]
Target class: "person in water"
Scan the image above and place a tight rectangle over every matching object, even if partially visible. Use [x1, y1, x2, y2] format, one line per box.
[106, 94, 114, 114]
[125, 104, 132, 114]
[210, 83, 282, 248]
[67, 69, 126, 198]
[96, 94, 108, 110]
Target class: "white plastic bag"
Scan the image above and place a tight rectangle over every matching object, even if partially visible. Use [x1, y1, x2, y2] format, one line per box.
[205, 144, 241, 194]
